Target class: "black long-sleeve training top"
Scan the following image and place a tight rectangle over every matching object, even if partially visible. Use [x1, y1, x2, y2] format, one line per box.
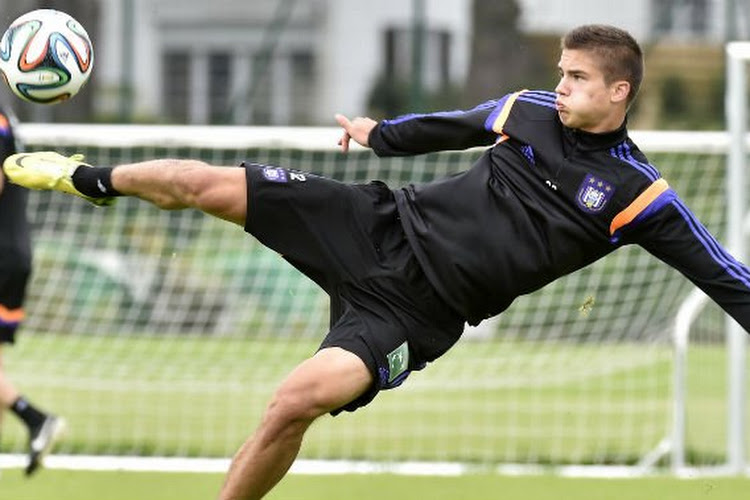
[368, 89, 750, 328]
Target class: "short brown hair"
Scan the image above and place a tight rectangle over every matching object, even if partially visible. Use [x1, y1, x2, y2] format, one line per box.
[562, 24, 644, 106]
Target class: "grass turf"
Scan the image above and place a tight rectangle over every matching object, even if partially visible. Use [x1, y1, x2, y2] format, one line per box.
[0, 334, 737, 465]
[2, 468, 750, 500]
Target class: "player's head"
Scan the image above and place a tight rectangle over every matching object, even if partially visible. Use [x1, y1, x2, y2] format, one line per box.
[560, 24, 644, 107]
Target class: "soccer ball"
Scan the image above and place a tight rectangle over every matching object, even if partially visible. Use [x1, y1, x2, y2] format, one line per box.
[0, 9, 94, 104]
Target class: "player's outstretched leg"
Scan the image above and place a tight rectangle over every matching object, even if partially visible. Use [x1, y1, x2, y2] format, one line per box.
[4, 151, 249, 226]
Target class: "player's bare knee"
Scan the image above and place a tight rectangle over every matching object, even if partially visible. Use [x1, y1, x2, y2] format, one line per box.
[262, 384, 327, 433]
[267, 390, 320, 423]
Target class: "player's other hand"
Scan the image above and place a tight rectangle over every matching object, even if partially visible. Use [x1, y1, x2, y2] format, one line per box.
[335, 114, 377, 153]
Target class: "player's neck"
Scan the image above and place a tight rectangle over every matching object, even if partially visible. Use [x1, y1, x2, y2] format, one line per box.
[578, 112, 626, 134]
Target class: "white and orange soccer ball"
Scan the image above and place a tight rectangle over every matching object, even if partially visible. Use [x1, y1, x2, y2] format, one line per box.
[0, 9, 94, 104]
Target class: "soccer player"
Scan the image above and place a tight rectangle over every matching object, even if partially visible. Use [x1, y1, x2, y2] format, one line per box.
[0, 105, 65, 476]
[3, 24, 750, 499]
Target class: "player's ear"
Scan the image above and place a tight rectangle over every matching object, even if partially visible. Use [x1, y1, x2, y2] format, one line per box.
[611, 80, 630, 105]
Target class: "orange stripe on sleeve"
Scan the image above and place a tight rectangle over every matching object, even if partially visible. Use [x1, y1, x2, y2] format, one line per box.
[491, 90, 525, 134]
[495, 134, 510, 145]
[0, 304, 25, 323]
[609, 178, 669, 236]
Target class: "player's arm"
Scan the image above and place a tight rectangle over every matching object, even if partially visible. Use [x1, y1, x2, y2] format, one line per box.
[630, 198, 750, 331]
[336, 99, 502, 157]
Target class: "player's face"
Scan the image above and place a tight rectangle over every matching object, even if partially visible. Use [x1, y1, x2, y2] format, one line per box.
[555, 49, 628, 133]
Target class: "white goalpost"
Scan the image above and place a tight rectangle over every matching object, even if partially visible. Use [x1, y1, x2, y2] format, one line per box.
[0, 120, 742, 476]
[671, 41, 750, 477]
[723, 41, 749, 476]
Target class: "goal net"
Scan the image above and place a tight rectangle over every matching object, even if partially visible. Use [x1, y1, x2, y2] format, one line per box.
[0, 124, 736, 472]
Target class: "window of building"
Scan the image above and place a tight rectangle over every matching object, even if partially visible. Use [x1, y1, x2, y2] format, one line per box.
[290, 51, 315, 125]
[383, 26, 452, 91]
[162, 48, 315, 125]
[209, 52, 232, 124]
[248, 52, 274, 125]
[652, 0, 710, 38]
[162, 51, 190, 123]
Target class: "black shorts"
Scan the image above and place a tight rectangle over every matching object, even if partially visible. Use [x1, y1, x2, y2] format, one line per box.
[243, 163, 464, 413]
[0, 182, 32, 345]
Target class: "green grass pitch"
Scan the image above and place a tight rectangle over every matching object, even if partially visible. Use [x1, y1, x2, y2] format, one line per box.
[0, 333, 738, 464]
[1, 468, 750, 500]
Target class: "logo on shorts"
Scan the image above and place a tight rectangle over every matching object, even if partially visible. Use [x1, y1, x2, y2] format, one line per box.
[576, 174, 614, 213]
[262, 167, 288, 183]
[386, 341, 409, 384]
[261, 166, 308, 183]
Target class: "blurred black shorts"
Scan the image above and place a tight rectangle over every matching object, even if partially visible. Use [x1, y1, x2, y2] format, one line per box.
[0, 182, 31, 345]
[0, 258, 30, 344]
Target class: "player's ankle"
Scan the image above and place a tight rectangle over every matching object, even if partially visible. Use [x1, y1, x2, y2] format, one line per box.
[71, 166, 122, 198]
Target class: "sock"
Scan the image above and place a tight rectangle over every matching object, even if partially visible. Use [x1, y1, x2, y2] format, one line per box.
[71, 166, 122, 197]
[10, 396, 46, 429]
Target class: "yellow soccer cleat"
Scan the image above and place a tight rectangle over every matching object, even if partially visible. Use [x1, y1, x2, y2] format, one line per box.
[3, 151, 115, 206]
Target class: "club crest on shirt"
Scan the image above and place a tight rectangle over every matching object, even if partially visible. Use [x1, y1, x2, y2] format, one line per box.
[576, 174, 614, 213]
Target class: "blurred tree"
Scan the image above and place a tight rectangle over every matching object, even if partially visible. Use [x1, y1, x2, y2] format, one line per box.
[464, 0, 551, 105]
[368, 0, 551, 118]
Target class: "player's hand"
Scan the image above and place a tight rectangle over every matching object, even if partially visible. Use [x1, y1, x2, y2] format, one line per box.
[335, 114, 377, 153]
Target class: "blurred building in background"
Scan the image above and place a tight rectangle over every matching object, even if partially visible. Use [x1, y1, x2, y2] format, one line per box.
[0, 0, 746, 126]
[520, 0, 738, 42]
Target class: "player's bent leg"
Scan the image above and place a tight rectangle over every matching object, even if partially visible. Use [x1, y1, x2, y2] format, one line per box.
[0, 346, 66, 476]
[111, 160, 248, 225]
[219, 347, 373, 500]
[0, 347, 15, 416]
